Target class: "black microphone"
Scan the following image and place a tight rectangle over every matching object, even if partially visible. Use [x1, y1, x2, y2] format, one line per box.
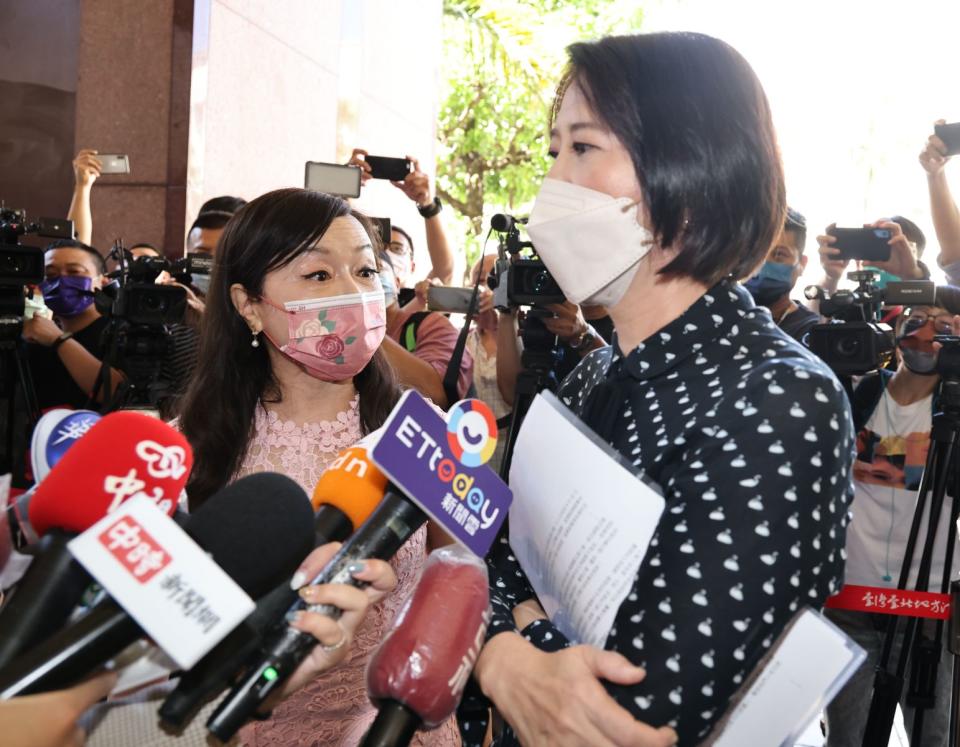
[0, 472, 314, 698]
[491, 213, 526, 233]
[157, 441, 389, 729]
[206, 486, 426, 741]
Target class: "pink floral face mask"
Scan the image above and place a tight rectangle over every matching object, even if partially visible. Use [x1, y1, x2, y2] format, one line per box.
[261, 290, 386, 381]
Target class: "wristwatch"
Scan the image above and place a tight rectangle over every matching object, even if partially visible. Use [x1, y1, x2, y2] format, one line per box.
[570, 325, 596, 352]
[417, 196, 442, 219]
[51, 331, 74, 351]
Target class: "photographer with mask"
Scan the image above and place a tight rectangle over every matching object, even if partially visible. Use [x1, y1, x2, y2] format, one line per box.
[23, 240, 123, 410]
[824, 288, 960, 746]
[469, 32, 854, 747]
[743, 207, 821, 341]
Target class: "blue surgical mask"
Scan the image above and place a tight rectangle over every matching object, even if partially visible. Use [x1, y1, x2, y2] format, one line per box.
[744, 261, 797, 307]
[379, 259, 398, 307]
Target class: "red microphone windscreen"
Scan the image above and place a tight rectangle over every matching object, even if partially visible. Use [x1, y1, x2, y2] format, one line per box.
[28, 412, 192, 537]
[366, 545, 491, 727]
[311, 445, 387, 530]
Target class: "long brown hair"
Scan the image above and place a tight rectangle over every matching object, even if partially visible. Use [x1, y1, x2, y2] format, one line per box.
[178, 188, 400, 508]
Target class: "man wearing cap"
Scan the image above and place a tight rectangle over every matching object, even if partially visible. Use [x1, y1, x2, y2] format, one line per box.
[743, 207, 822, 341]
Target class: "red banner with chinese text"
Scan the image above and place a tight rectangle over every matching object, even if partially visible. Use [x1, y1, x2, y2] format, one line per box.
[824, 584, 951, 620]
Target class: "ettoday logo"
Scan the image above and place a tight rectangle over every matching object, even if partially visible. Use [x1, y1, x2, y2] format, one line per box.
[446, 399, 498, 468]
[372, 392, 511, 557]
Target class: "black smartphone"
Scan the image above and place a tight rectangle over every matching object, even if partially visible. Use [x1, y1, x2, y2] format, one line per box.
[365, 155, 412, 181]
[827, 227, 892, 263]
[37, 217, 75, 240]
[935, 122, 960, 157]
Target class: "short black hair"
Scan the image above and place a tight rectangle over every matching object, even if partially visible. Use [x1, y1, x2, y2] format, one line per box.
[562, 33, 785, 286]
[199, 195, 246, 216]
[44, 238, 105, 273]
[890, 215, 926, 257]
[129, 242, 160, 255]
[784, 207, 807, 254]
[391, 225, 414, 255]
[189, 211, 233, 234]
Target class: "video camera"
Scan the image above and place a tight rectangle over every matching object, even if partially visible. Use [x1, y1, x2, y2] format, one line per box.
[94, 244, 213, 327]
[0, 207, 74, 342]
[487, 214, 564, 310]
[92, 241, 201, 410]
[803, 270, 936, 376]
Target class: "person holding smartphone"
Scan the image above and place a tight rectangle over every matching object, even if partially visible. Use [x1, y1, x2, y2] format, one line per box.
[814, 216, 929, 298]
[468, 32, 854, 747]
[347, 148, 455, 299]
[920, 119, 960, 285]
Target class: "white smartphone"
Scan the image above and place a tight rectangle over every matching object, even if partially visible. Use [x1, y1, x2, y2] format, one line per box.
[304, 161, 361, 198]
[98, 154, 131, 174]
[427, 286, 476, 314]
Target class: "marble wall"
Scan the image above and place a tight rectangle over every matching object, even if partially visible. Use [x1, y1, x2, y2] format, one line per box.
[1, 0, 443, 259]
[188, 0, 443, 260]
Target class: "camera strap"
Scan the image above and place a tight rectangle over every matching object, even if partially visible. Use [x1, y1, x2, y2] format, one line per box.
[441, 282, 481, 408]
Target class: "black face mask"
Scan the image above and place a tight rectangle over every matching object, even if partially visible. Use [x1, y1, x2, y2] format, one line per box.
[897, 318, 938, 376]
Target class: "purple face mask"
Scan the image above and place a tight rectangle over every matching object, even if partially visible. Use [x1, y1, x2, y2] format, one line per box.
[40, 276, 95, 318]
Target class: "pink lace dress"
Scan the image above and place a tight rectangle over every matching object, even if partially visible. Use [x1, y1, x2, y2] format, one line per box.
[237, 397, 460, 747]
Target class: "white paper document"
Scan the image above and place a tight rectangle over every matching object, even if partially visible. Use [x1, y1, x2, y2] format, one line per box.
[704, 608, 867, 747]
[508, 391, 665, 647]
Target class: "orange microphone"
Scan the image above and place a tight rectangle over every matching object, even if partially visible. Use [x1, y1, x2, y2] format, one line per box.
[310, 440, 388, 545]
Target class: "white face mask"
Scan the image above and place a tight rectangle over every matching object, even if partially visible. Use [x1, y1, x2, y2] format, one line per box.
[526, 178, 654, 307]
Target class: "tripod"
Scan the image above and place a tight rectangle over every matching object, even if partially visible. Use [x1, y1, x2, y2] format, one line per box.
[862, 374, 960, 746]
[92, 319, 176, 414]
[0, 287, 41, 482]
[498, 309, 560, 481]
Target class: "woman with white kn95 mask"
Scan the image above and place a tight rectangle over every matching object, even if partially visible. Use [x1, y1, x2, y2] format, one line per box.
[467, 32, 856, 747]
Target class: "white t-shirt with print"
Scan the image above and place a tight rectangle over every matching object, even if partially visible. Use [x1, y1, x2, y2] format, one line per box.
[844, 389, 959, 590]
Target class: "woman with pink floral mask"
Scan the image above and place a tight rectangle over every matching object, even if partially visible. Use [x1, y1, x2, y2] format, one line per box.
[176, 188, 458, 746]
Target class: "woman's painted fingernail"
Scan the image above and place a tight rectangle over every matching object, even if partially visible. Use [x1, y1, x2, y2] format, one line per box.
[299, 586, 318, 601]
[285, 610, 303, 625]
[347, 562, 366, 575]
[289, 570, 308, 590]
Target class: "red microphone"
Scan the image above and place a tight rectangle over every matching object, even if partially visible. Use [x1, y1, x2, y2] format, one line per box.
[361, 545, 491, 746]
[0, 412, 191, 669]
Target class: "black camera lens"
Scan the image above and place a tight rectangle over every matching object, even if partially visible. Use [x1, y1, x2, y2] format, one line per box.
[532, 270, 552, 294]
[140, 293, 167, 313]
[834, 335, 862, 359]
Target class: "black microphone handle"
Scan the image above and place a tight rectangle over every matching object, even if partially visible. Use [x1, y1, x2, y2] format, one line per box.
[158, 503, 353, 728]
[159, 582, 298, 728]
[0, 598, 140, 698]
[0, 529, 92, 670]
[311, 504, 353, 546]
[360, 700, 422, 747]
[206, 490, 426, 742]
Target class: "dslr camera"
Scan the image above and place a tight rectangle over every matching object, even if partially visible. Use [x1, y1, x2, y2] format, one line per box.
[804, 270, 935, 376]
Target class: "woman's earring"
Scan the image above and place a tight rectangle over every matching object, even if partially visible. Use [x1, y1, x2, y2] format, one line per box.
[251, 328, 260, 348]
